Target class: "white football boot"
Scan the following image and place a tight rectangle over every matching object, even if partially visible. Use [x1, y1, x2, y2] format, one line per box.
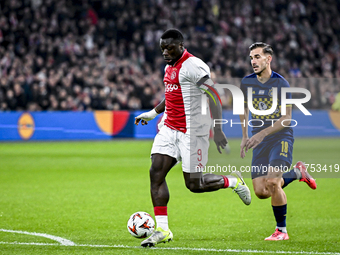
[141, 227, 173, 247]
[231, 171, 251, 205]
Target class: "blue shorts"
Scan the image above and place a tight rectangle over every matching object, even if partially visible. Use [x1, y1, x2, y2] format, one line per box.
[251, 136, 294, 179]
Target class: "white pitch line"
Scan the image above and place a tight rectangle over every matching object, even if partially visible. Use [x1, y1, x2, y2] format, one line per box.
[0, 241, 339, 255]
[0, 242, 58, 246]
[0, 229, 75, 246]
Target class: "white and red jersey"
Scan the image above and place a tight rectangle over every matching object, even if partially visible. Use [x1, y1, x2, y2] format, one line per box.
[163, 49, 211, 135]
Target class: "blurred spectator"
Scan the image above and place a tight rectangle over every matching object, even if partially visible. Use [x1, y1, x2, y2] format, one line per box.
[0, 0, 339, 112]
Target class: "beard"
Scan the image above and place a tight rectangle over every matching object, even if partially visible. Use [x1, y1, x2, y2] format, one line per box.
[254, 66, 266, 75]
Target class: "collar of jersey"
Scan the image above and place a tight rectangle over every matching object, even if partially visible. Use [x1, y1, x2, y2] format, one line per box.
[171, 49, 188, 67]
[257, 71, 274, 85]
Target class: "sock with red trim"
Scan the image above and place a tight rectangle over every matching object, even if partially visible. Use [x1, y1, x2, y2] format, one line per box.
[154, 206, 168, 231]
[222, 175, 237, 188]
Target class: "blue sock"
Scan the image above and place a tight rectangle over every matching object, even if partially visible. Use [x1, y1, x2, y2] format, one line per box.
[272, 204, 287, 232]
[282, 169, 298, 188]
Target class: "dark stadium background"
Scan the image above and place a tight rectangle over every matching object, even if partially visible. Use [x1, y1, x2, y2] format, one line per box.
[0, 0, 339, 112]
[0, 1, 339, 254]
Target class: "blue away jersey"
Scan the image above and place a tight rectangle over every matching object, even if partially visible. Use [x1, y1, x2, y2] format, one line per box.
[240, 71, 293, 139]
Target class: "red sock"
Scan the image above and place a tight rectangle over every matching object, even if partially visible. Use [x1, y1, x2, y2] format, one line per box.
[154, 206, 168, 230]
[222, 175, 229, 188]
[154, 206, 167, 216]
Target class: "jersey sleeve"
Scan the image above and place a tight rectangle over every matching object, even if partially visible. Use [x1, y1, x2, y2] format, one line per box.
[181, 57, 211, 92]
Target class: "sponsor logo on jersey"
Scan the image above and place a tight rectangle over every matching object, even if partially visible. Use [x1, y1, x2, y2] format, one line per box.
[259, 90, 265, 95]
[164, 82, 178, 92]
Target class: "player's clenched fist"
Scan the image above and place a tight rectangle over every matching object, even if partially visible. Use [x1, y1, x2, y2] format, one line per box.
[134, 109, 159, 125]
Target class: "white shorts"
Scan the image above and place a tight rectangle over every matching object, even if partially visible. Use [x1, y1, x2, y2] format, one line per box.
[151, 125, 209, 173]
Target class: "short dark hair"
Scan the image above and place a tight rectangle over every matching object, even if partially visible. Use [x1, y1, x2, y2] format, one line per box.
[249, 42, 273, 55]
[161, 29, 184, 42]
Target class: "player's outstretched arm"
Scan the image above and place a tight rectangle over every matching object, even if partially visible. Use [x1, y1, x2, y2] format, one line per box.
[202, 78, 227, 154]
[134, 99, 165, 126]
[245, 106, 292, 150]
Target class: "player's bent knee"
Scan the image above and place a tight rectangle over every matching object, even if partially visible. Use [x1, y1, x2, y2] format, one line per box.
[185, 180, 202, 193]
[253, 178, 271, 198]
[266, 178, 281, 186]
[254, 187, 270, 199]
[266, 178, 281, 190]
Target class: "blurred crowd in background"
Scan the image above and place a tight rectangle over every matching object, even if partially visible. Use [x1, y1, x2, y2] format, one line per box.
[0, 0, 339, 111]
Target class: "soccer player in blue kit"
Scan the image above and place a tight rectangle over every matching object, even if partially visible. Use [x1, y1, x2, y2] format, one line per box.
[240, 42, 317, 241]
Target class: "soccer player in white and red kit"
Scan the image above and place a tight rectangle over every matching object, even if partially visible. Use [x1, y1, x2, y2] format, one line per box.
[135, 29, 251, 247]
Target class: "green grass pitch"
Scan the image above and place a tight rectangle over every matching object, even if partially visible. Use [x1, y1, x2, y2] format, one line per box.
[0, 138, 339, 255]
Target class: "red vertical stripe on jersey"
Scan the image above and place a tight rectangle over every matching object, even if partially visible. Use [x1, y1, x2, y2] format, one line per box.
[163, 50, 193, 133]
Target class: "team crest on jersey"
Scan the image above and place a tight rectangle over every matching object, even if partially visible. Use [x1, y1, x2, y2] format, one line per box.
[258, 101, 268, 110]
[171, 70, 177, 80]
[268, 88, 273, 97]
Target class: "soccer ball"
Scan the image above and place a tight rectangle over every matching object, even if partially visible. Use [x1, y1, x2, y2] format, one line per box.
[127, 212, 155, 238]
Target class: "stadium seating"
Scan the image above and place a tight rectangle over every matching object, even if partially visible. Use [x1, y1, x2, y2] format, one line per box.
[0, 0, 339, 111]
